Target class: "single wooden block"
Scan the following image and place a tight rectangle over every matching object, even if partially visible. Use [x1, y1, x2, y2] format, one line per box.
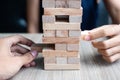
[56, 30, 68, 37]
[44, 30, 55, 37]
[42, 15, 55, 23]
[31, 44, 55, 52]
[43, 23, 80, 30]
[56, 57, 67, 64]
[103, 54, 120, 63]
[67, 44, 79, 51]
[44, 8, 83, 15]
[55, 0, 68, 8]
[42, 37, 80, 44]
[68, 0, 81, 9]
[44, 57, 56, 64]
[68, 57, 80, 64]
[44, 64, 80, 70]
[42, 0, 55, 8]
[69, 15, 82, 23]
[69, 30, 81, 37]
[42, 49, 78, 57]
[55, 44, 67, 50]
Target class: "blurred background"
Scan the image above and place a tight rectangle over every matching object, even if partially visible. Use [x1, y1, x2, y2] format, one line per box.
[0, 0, 110, 33]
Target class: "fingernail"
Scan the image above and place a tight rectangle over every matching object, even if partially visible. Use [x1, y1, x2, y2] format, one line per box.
[85, 35, 91, 41]
[31, 50, 38, 57]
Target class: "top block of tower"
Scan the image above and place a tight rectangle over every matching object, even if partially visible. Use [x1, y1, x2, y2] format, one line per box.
[42, 0, 81, 9]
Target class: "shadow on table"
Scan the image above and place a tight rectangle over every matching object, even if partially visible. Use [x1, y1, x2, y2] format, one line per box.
[34, 57, 44, 69]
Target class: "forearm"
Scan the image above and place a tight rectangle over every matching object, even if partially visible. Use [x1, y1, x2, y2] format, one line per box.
[27, 0, 40, 33]
[103, 0, 120, 24]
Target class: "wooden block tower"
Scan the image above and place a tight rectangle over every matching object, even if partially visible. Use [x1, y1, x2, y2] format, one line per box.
[42, 0, 83, 70]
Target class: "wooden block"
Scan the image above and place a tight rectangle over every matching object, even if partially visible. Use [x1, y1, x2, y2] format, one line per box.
[55, 0, 68, 8]
[31, 44, 55, 52]
[67, 44, 79, 51]
[42, 37, 80, 44]
[42, 15, 55, 23]
[44, 64, 80, 70]
[56, 57, 67, 64]
[56, 30, 68, 37]
[43, 23, 80, 30]
[69, 30, 81, 37]
[42, 49, 78, 57]
[55, 44, 67, 50]
[44, 57, 56, 64]
[44, 8, 83, 15]
[68, 0, 81, 9]
[42, 0, 55, 8]
[69, 15, 82, 23]
[68, 57, 80, 64]
[44, 30, 55, 37]
[103, 54, 120, 63]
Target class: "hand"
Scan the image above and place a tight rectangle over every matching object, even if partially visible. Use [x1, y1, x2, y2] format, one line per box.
[0, 35, 38, 80]
[81, 24, 120, 63]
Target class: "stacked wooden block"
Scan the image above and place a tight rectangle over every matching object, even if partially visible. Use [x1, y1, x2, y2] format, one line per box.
[42, 0, 83, 70]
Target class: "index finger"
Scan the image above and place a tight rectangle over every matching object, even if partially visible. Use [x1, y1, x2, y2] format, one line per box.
[82, 25, 120, 41]
[6, 35, 34, 47]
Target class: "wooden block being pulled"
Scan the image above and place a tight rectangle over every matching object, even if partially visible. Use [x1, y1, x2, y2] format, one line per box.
[42, 37, 80, 44]
[68, 57, 80, 64]
[44, 30, 55, 37]
[56, 30, 68, 37]
[55, 44, 67, 50]
[31, 44, 55, 52]
[55, 0, 68, 8]
[69, 15, 82, 23]
[67, 44, 79, 51]
[42, 15, 55, 23]
[43, 23, 80, 30]
[56, 57, 67, 64]
[44, 57, 56, 64]
[68, 0, 81, 9]
[69, 30, 81, 37]
[42, 49, 78, 57]
[42, 0, 55, 8]
[44, 64, 80, 70]
[44, 8, 83, 15]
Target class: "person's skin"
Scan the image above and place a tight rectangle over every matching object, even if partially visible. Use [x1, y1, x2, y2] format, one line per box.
[103, 0, 120, 24]
[0, 35, 38, 80]
[81, 24, 120, 63]
[27, 0, 40, 33]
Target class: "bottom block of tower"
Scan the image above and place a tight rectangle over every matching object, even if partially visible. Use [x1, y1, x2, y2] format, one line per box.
[44, 64, 80, 70]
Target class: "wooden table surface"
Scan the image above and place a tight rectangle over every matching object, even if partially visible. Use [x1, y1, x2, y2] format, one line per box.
[0, 34, 120, 80]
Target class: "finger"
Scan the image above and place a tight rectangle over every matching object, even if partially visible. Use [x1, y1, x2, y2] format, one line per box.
[98, 46, 120, 56]
[103, 53, 120, 63]
[92, 35, 120, 49]
[24, 64, 31, 68]
[82, 25, 120, 41]
[11, 45, 29, 54]
[17, 50, 38, 65]
[30, 61, 36, 67]
[6, 35, 34, 47]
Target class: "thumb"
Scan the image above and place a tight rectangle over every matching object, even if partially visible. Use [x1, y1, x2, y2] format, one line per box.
[18, 50, 38, 65]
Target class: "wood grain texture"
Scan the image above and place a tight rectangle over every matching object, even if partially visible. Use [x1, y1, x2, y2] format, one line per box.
[44, 8, 83, 15]
[42, 49, 78, 57]
[56, 30, 68, 37]
[42, 37, 80, 44]
[42, 0, 55, 8]
[43, 23, 80, 30]
[0, 34, 118, 80]
[43, 30, 55, 37]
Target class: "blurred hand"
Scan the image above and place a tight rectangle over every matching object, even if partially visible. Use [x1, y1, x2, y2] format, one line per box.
[81, 24, 120, 63]
[0, 35, 38, 80]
